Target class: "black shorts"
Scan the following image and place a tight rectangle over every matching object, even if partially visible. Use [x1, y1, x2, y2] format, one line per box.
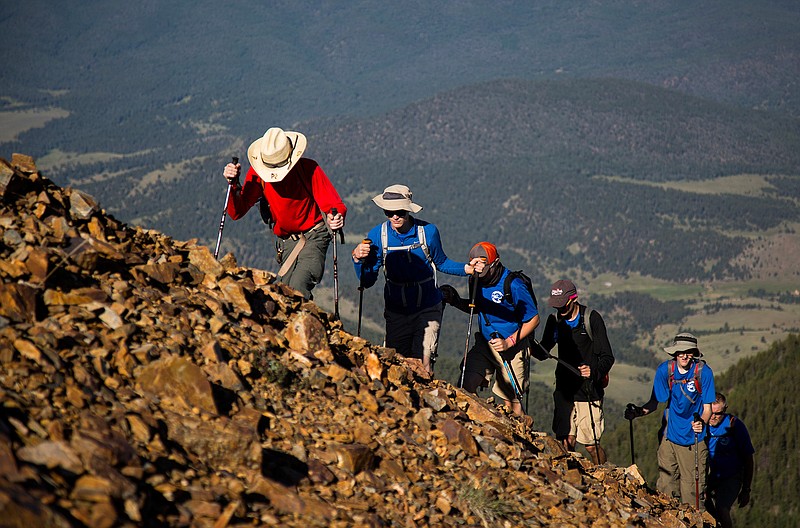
[552, 389, 575, 439]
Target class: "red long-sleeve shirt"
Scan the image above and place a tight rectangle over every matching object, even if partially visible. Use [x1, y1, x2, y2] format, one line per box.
[226, 158, 347, 238]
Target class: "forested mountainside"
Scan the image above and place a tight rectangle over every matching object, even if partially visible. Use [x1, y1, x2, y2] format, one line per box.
[44, 78, 800, 286]
[3, 0, 799, 141]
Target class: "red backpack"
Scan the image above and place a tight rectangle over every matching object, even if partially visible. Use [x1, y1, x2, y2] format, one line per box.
[668, 359, 705, 395]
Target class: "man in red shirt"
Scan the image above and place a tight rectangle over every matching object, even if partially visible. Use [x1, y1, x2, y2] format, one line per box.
[223, 127, 347, 299]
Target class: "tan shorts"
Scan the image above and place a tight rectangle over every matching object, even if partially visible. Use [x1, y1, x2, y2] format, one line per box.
[569, 401, 605, 445]
[464, 334, 529, 403]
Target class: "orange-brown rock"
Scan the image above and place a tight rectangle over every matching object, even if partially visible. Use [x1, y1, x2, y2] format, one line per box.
[0, 155, 712, 527]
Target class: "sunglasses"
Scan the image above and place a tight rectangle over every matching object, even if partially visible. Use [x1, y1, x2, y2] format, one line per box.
[384, 210, 408, 218]
[556, 296, 577, 311]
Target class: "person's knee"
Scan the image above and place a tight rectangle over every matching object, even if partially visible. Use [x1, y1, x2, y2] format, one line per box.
[462, 372, 484, 393]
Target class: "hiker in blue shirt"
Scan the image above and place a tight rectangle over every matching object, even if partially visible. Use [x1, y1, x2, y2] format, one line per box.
[440, 242, 539, 421]
[351, 185, 481, 375]
[704, 392, 754, 528]
[625, 332, 716, 508]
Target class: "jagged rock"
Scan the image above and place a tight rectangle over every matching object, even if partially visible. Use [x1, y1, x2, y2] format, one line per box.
[0, 481, 73, 528]
[67, 189, 99, 220]
[0, 282, 37, 322]
[0, 156, 714, 527]
[16, 441, 84, 474]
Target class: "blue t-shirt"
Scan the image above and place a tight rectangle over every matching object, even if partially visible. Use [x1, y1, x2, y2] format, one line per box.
[653, 359, 716, 446]
[353, 219, 467, 314]
[476, 269, 538, 341]
[707, 415, 755, 479]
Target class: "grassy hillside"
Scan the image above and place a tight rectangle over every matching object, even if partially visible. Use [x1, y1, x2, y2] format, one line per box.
[604, 334, 800, 528]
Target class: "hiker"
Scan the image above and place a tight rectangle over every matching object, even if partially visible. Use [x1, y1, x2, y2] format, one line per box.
[538, 279, 615, 464]
[222, 127, 347, 299]
[351, 185, 479, 374]
[625, 332, 716, 508]
[440, 242, 539, 419]
[704, 392, 754, 528]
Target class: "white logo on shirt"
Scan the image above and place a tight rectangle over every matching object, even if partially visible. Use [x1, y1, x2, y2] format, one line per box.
[491, 290, 504, 304]
[687, 381, 697, 393]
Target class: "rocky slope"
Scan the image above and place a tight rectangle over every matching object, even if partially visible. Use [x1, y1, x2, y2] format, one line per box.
[0, 154, 712, 527]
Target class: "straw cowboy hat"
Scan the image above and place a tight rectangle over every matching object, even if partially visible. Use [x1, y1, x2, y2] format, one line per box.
[248, 127, 307, 183]
[372, 184, 423, 213]
[663, 332, 703, 357]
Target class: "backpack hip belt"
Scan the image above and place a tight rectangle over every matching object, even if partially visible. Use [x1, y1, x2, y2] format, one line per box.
[280, 220, 326, 241]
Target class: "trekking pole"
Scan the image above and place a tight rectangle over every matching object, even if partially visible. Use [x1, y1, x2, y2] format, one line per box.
[459, 275, 479, 389]
[524, 342, 531, 415]
[693, 412, 701, 509]
[626, 403, 636, 465]
[214, 156, 238, 260]
[330, 208, 344, 321]
[583, 376, 600, 464]
[531, 339, 583, 377]
[492, 332, 524, 406]
[356, 238, 371, 337]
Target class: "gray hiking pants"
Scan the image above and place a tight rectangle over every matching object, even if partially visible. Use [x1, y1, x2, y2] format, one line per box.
[276, 223, 331, 300]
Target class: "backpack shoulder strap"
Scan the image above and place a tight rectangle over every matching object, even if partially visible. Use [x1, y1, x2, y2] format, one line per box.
[583, 306, 595, 341]
[417, 224, 431, 263]
[381, 221, 389, 260]
[502, 271, 515, 303]
[668, 360, 675, 391]
[694, 360, 705, 394]
[418, 223, 436, 285]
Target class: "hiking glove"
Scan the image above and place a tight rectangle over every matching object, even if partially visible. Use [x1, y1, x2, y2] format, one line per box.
[439, 284, 459, 305]
[530, 341, 550, 361]
[625, 404, 644, 420]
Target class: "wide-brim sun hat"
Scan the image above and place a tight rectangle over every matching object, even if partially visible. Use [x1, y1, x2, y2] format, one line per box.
[664, 332, 703, 357]
[248, 127, 307, 183]
[372, 184, 423, 213]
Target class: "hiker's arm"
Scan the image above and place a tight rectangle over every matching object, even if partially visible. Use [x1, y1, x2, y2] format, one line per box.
[493, 315, 541, 353]
[641, 390, 659, 415]
[538, 314, 557, 351]
[700, 402, 712, 424]
[309, 162, 347, 222]
[425, 224, 469, 276]
[739, 453, 754, 506]
[352, 230, 381, 288]
[504, 315, 539, 350]
[589, 311, 615, 378]
[440, 285, 469, 312]
[625, 389, 659, 420]
[226, 167, 263, 219]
